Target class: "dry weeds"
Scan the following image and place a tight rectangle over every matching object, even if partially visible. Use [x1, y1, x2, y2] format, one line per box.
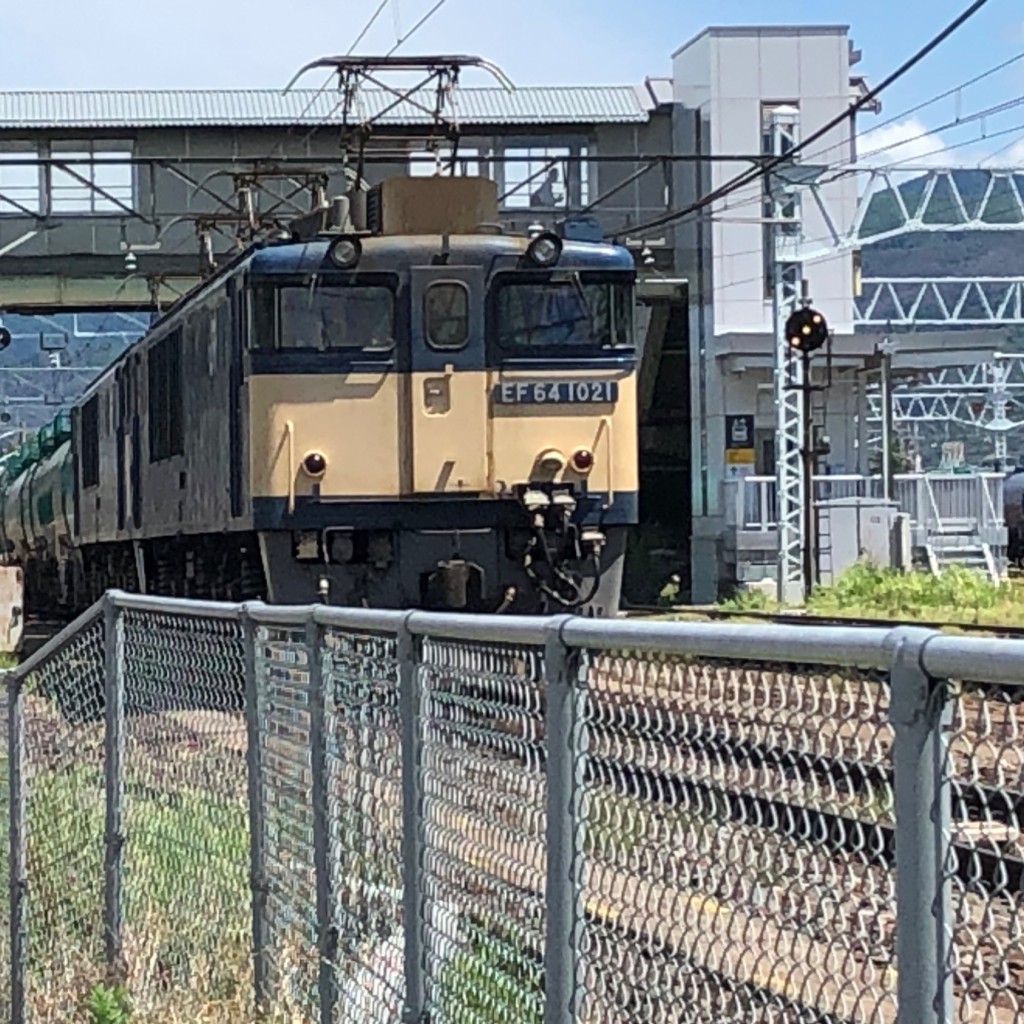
[22, 916, 328, 1023]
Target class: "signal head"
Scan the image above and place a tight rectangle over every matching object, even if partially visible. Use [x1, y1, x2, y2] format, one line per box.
[784, 307, 829, 354]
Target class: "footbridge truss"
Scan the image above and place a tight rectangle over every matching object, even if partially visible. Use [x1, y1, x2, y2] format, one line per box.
[793, 166, 1024, 327]
[865, 356, 1024, 460]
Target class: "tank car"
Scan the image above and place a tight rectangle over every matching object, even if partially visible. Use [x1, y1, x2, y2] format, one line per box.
[0, 413, 74, 611]
[4, 173, 641, 617]
[1005, 465, 1024, 566]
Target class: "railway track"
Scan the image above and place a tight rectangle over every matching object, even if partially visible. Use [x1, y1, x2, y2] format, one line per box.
[621, 603, 1024, 637]
[13, 614, 75, 661]
[21, 599, 1024, 891]
[589, 734, 1023, 891]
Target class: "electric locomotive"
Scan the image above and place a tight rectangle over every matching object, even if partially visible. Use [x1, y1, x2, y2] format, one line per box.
[0, 173, 640, 617]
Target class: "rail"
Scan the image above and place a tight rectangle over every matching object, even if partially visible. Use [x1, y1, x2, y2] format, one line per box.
[726, 470, 1006, 534]
[2, 590, 1024, 1023]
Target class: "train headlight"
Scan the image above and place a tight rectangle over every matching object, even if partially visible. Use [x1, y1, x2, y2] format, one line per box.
[328, 236, 362, 269]
[302, 451, 327, 478]
[525, 232, 562, 268]
[570, 448, 594, 473]
[538, 449, 566, 473]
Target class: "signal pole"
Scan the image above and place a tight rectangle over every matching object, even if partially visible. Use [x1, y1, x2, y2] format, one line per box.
[784, 305, 831, 596]
[767, 105, 831, 603]
[767, 105, 805, 604]
[801, 344, 815, 591]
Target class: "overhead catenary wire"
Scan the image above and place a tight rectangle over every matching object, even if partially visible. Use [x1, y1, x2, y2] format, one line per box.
[282, 0, 455, 160]
[980, 131, 1024, 165]
[836, 115, 1024, 178]
[385, 0, 450, 57]
[687, 92, 1024, 225]
[608, 0, 995, 240]
[285, 49, 1024, 202]
[797, 48, 1024, 169]
[348, 0, 393, 55]
[856, 93, 1024, 163]
[274, 4, 1013, 220]
[262, 0, 394, 160]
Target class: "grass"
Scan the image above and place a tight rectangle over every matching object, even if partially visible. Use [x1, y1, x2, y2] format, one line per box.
[8, 754, 256, 1022]
[807, 562, 1022, 625]
[709, 563, 1024, 629]
[0, 696, 549, 1024]
[0, 685, 288, 1023]
[436, 916, 543, 1024]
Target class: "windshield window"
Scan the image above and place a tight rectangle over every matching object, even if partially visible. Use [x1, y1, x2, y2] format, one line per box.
[493, 276, 633, 351]
[254, 281, 395, 351]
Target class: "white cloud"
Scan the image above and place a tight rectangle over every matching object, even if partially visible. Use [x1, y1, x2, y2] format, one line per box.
[855, 117, 966, 170]
[1002, 138, 1024, 167]
[855, 115, 1024, 174]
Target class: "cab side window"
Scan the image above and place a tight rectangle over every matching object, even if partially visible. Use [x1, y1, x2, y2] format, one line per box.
[424, 282, 470, 350]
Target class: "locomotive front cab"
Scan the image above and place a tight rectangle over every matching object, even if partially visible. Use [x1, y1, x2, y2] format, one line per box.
[246, 174, 639, 614]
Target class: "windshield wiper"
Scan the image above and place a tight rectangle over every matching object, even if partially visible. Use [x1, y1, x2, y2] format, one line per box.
[570, 271, 591, 322]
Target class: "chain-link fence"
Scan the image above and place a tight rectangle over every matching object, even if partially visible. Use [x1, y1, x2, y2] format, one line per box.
[2, 594, 1023, 1023]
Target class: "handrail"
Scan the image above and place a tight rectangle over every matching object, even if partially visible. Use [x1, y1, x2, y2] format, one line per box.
[725, 471, 1007, 532]
[286, 419, 296, 515]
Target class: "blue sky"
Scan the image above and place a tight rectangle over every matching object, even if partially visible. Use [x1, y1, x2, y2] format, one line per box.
[2, 0, 1023, 163]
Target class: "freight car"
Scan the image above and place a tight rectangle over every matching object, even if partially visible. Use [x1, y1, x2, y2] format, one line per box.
[0, 413, 74, 612]
[1005, 464, 1024, 566]
[0, 173, 641, 618]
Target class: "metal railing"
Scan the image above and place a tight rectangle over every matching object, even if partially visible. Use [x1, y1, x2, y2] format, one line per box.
[726, 471, 1006, 534]
[3, 589, 1024, 1022]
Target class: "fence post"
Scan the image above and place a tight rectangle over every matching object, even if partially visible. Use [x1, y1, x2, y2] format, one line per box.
[242, 608, 269, 1017]
[103, 594, 126, 977]
[889, 626, 952, 1024]
[543, 615, 581, 1024]
[307, 614, 337, 1023]
[398, 612, 425, 1024]
[8, 672, 26, 1024]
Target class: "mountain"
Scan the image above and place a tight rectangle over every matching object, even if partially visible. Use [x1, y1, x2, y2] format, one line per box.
[859, 168, 1024, 279]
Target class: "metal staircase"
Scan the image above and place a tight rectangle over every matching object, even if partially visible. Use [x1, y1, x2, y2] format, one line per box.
[924, 521, 1000, 585]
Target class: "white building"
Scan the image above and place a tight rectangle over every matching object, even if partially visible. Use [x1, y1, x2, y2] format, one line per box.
[670, 25, 873, 601]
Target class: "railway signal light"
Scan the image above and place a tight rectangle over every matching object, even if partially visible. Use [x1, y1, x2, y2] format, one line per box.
[784, 307, 829, 354]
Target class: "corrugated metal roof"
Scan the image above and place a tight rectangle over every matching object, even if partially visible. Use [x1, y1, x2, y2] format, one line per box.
[0, 86, 651, 129]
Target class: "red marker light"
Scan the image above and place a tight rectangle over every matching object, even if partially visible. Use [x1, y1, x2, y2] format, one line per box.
[571, 448, 594, 472]
[303, 452, 327, 477]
